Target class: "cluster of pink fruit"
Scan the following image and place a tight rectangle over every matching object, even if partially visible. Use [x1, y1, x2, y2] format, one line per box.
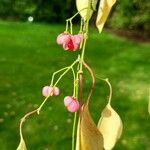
[56, 32, 84, 51]
[42, 86, 80, 112]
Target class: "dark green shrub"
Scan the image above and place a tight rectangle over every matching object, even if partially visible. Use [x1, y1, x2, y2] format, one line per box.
[108, 0, 150, 33]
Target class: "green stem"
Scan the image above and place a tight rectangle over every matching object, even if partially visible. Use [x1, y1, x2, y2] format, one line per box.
[71, 67, 76, 97]
[37, 96, 50, 114]
[95, 76, 113, 105]
[105, 78, 112, 105]
[70, 20, 73, 34]
[79, 19, 84, 33]
[79, 0, 91, 72]
[71, 62, 80, 150]
[66, 7, 88, 21]
[37, 57, 79, 114]
[65, 20, 69, 32]
[19, 58, 80, 147]
[54, 59, 79, 86]
[72, 3, 90, 150]
[66, 7, 88, 34]
[72, 112, 77, 150]
[51, 67, 69, 86]
[79, 37, 87, 72]
[75, 64, 80, 98]
[19, 109, 37, 142]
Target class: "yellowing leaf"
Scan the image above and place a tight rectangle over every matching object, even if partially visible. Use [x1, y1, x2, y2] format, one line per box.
[96, 0, 116, 33]
[97, 104, 123, 150]
[17, 138, 27, 150]
[76, 104, 103, 150]
[76, 0, 94, 20]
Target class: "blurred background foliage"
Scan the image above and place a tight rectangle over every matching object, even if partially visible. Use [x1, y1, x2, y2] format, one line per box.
[0, 0, 76, 22]
[0, 0, 150, 34]
[108, 0, 150, 34]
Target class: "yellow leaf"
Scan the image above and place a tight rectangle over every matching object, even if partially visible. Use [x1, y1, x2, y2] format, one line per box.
[97, 104, 123, 150]
[96, 0, 116, 33]
[17, 138, 27, 150]
[76, 0, 94, 20]
[76, 104, 104, 150]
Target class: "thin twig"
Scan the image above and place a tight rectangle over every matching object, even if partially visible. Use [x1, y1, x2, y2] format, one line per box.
[105, 78, 112, 105]
[19, 109, 37, 141]
[83, 61, 95, 104]
[95, 75, 112, 105]
[79, 74, 83, 108]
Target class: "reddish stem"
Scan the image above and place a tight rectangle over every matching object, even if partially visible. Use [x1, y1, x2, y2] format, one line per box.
[83, 61, 95, 105]
[79, 73, 83, 109]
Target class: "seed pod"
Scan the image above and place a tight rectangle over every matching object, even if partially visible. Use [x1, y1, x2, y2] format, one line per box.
[64, 96, 79, 112]
[53, 87, 60, 96]
[42, 86, 53, 97]
[56, 33, 70, 45]
[42, 86, 60, 97]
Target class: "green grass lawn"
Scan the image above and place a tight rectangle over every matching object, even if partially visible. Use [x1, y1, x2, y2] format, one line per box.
[0, 21, 150, 150]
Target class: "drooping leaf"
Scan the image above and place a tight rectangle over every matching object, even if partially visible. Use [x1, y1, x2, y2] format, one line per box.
[76, 104, 103, 150]
[96, 0, 116, 33]
[17, 138, 27, 150]
[76, 0, 94, 20]
[97, 104, 123, 150]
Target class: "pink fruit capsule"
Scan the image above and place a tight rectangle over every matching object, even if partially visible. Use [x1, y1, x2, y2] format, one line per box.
[64, 96, 73, 106]
[64, 96, 80, 112]
[63, 37, 79, 51]
[63, 40, 73, 50]
[42, 86, 53, 97]
[67, 100, 80, 112]
[42, 86, 60, 97]
[72, 35, 81, 44]
[53, 86, 60, 96]
[56, 33, 70, 45]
